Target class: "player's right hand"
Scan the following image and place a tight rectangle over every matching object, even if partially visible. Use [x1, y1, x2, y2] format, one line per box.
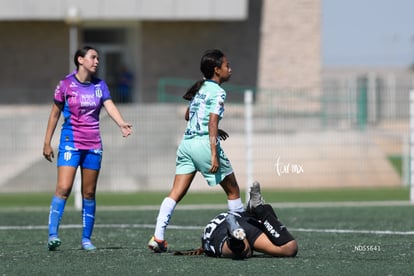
[43, 145, 54, 162]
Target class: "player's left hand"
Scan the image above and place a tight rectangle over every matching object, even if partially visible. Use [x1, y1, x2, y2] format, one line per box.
[209, 155, 220, 173]
[121, 123, 133, 137]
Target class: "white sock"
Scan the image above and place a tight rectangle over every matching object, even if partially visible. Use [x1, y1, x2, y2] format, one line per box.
[228, 198, 245, 213]
[154, 197, 177, 241]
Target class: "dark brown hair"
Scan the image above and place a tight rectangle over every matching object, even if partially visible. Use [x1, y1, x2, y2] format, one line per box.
[74, 46, 98, 70]
[183, 49, 225, 101]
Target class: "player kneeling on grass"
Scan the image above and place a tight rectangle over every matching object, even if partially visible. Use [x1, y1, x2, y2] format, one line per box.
[200, 182, 298, 259]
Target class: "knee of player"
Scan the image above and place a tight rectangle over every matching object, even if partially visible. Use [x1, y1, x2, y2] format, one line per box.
[284, 240, 298, 257]
[55, 188, 71, 199]
[82, 191, 96, 199]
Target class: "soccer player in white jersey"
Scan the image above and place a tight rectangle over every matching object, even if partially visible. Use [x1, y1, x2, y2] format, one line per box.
[43, 46, 132, 251]
[148, 49, 244, 252]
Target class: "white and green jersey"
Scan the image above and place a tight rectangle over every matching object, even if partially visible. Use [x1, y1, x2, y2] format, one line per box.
[183, 80, 226, 139]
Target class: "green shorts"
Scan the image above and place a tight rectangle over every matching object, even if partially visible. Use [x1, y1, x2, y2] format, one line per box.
[176, 136, 234, 186]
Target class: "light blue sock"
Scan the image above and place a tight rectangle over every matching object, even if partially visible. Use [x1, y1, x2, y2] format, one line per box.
[48, 196, 66, 238]
[82, 198, 96, 242]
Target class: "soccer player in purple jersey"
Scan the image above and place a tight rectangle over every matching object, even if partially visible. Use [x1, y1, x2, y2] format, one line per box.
[43, 46, 132, 251]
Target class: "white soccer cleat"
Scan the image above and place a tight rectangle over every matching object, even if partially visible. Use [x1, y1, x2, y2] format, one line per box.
[148, 236, 168, 253]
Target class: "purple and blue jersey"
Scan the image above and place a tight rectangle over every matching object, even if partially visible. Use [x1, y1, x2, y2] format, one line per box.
[54, 73, 111, 151]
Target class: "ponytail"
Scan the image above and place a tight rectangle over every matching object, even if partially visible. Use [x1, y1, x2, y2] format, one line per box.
[182, 79, 205, 101]
[183, 49, 224, 101]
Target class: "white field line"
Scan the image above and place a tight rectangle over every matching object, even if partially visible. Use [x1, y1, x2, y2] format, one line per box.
[99, 200, 413, 210]
[0, 200, 412, 213]
[1, 201, 413, 234]
[1, 223, 413, 235]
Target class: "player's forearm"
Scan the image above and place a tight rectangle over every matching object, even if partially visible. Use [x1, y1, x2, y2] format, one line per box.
[104, 100, 127, 126]
[44, 104, 60, 145]
[208, 113, 219, 154]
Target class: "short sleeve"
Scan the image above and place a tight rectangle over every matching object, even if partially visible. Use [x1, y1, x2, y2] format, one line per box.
[99, 80, 112, 102]
[53, 80, 66, 104]
[212, 89, 226, 117]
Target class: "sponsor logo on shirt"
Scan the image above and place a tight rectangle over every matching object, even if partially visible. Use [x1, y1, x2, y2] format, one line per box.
[80, 94, 97, 107]
[64, 145, 78, 151]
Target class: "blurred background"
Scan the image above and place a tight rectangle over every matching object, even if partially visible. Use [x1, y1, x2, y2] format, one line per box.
[0, 0, 412, 193]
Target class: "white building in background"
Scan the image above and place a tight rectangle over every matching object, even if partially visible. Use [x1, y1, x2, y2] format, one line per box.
[0, 0, 322, 104]
[0, 0, 410, 192]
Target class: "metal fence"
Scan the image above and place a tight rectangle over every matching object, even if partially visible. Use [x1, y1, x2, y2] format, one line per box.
[0, 75, 411, 193]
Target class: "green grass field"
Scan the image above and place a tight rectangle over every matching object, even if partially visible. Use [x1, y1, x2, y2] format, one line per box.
[0, 186, 410, 208]
[0, 188, 413, 275]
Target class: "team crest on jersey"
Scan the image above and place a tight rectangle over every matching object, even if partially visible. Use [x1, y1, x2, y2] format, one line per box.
[95, 85, 102, 98]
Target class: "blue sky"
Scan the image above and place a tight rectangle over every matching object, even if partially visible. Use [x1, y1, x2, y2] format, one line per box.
[322, 0, 414, 67]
